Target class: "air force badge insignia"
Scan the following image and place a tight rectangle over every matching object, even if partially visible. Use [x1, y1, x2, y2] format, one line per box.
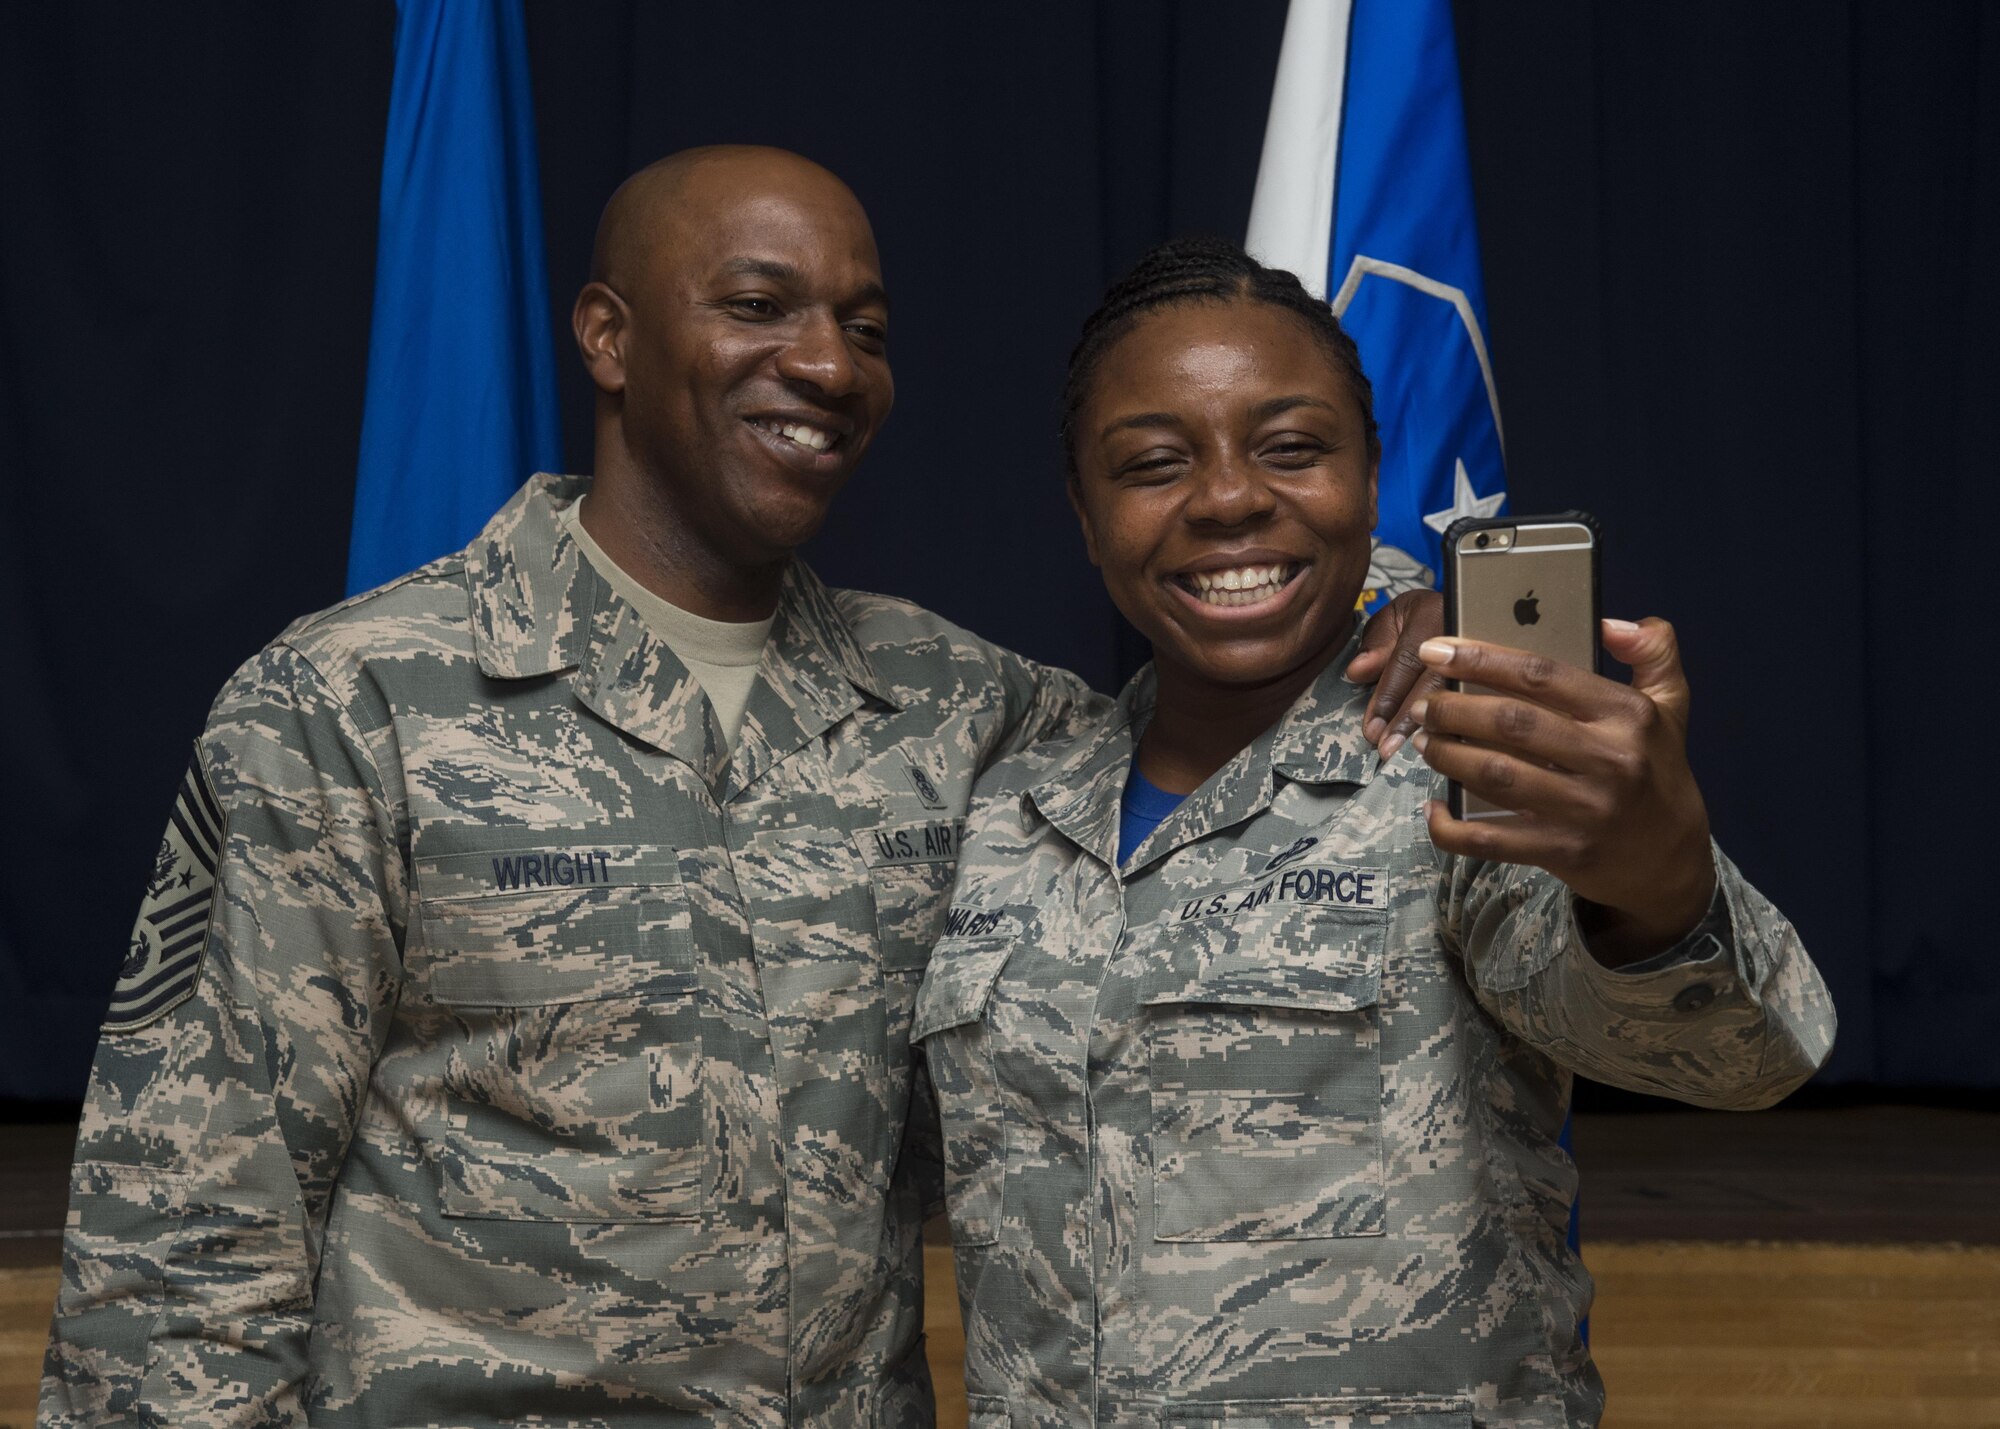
[1263, 835, 1320, 873]
[104, 749, 225, 1032]
[1356, 538, 1437, 614]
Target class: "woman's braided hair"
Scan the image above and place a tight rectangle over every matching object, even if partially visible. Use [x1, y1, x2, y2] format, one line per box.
[1059, 235, 1379, 476]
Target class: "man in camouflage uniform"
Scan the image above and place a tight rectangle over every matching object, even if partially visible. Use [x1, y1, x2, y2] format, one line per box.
[37, 145, 1448, 1426]
[914, 627, 1835, 1427]
[38, 146, 1105, 1428]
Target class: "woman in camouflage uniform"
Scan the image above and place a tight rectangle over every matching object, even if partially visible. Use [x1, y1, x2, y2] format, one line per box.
[914, 239, 1833, 1429]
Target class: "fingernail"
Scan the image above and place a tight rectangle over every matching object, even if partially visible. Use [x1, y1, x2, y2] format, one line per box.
[1409, 700, 1429, 724]
[1604, 618, 1640, 634]
[1419, 639, 1455, 665]
[1379, 732, 1405, 763]
[1412, 730, 1430, 755]
[1363, 716, 1386, 742]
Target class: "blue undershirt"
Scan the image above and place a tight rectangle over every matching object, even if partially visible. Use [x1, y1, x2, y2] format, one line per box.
[1118, 763, 1188, 866]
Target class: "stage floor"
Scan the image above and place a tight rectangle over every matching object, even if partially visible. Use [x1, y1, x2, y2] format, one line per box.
[6, 1105, 1997, 1427]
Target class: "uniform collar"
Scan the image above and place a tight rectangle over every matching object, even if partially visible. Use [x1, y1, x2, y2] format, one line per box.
[464, 473, 596, 681]
[1023, 712, 1136, 872]
[1026, 619, 1377, 873]
[463, 474, 899, 795]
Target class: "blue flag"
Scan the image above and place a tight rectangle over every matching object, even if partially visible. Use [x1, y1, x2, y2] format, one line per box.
[1246, 0, 1505, 613]
[347, 0, 562, 597]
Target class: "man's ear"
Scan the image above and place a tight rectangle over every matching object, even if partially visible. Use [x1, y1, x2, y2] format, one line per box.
[573, 282, 628, 396]
[1066, 478, 1102, 567]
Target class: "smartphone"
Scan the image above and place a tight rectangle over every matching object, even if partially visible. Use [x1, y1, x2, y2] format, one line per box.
[1440, 512, 1601, 821]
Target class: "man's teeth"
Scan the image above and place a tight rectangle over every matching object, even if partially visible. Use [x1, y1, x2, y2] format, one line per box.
[758, 419, 835, 452]
[1185, 564, 1297, 607]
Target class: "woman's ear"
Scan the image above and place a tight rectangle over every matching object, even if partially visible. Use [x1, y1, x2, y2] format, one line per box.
[1066, 478, 1103, 567]
[572, 282, 628, 396]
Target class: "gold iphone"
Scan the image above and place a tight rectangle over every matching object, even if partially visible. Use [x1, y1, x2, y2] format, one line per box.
[1440, 513, 1601, 821]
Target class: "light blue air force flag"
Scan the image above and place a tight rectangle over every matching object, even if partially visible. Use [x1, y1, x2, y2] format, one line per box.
[1246, 0, 1506, 615]
[346, 0, 563, 597]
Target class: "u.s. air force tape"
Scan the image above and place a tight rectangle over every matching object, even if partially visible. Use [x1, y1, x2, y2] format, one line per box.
[104, 750, 225, 1032]
[1173, 863, 1388, 921]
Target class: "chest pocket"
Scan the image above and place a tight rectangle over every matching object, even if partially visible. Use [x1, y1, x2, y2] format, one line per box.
[912, 935, 1011, 1246]
[419, 844, 709, 1224]
[859, 818, 963, 974]
[1142, 906, 1388, 1242]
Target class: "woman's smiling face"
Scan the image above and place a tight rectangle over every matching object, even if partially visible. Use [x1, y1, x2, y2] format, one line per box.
[1069, 297, 1379, 695]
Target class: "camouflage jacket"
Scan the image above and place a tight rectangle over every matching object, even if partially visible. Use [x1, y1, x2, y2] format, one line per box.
[913, 634, 1834, 1429]
[42, 474, 1099, 1429]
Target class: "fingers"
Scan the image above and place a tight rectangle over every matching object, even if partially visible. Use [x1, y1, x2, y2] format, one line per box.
[1412, 726, 1597, 822]
[1352, 591, 1446, 751]
[1412, 687, 1628, 779]
[1365, 644, 1438, 750]
[1344, 601, 1401, 695]
[1601, 617, 1691, 725]
[1375, 667, 1450, 761]
[1424, 800, 1590, 873]
[1344, 644, 1387, 681]
[1418, 637, 1638, 723]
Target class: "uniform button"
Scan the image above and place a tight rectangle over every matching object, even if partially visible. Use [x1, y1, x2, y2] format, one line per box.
[1673, 982, 1716, 1013]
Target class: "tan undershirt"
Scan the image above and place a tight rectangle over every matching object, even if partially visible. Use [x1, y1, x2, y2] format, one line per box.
[559, 501, 773, 750]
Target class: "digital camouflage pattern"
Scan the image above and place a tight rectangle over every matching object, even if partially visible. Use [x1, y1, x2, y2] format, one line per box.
[42, 473, 1100, 1428]
[915, 629, 1835, 1429]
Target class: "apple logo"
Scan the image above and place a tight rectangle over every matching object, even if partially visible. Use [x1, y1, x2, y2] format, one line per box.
[1514, 590, 1541, 626]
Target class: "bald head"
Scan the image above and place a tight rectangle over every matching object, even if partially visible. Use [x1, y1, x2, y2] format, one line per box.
[589, 145, 870, 295]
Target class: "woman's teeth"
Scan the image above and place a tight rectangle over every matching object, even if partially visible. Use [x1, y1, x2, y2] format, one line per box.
[1182, 563, 1298, 607]
[756, 419, 836, 452]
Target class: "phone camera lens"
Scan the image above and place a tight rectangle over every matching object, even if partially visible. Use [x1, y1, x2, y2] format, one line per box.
[1475, 533, 1490, 548]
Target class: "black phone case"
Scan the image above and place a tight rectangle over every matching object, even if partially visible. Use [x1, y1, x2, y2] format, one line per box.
[1439, 510, 1603, 820]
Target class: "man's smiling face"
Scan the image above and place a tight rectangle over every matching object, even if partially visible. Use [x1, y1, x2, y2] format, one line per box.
[603, 152, 894, 574]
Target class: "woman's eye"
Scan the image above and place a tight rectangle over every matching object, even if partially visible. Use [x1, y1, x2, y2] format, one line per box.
[1263, 440, 1325, 465]
[1120, 455, 1183, 481]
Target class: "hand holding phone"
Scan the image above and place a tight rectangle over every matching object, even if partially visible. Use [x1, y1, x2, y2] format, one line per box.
[1417, 515, 1717, 962]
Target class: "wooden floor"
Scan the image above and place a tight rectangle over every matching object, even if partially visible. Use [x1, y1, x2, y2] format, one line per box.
[7, 1107, 1999, 1428]
[1, 1266, 55, 1429]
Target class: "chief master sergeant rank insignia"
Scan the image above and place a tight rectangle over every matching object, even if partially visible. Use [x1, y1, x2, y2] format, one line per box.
[103, 749, 224, 1031]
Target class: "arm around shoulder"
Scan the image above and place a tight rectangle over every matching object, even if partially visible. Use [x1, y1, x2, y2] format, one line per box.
[988, 642, 1109, 764]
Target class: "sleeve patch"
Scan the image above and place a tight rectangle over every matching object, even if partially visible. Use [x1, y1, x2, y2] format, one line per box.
[104, 752, 225, 1032]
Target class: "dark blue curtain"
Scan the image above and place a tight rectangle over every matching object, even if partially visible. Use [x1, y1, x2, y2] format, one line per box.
[1, 2, 1992, 1100]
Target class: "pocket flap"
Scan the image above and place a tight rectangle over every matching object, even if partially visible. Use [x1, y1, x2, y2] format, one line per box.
[1144, 902, 1386, 1014]
[1142, 955, 1381, 1014]
[912, 937, 1012, 1041]
[422, 859, 696, 1006]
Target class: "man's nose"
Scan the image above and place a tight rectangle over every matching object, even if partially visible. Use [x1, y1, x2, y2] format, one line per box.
[775, 309, 862, 397]
[1184, 452, 1275, 526]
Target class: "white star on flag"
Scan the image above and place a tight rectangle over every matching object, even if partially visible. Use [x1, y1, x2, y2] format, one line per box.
[1423, 458, 1506, 534]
